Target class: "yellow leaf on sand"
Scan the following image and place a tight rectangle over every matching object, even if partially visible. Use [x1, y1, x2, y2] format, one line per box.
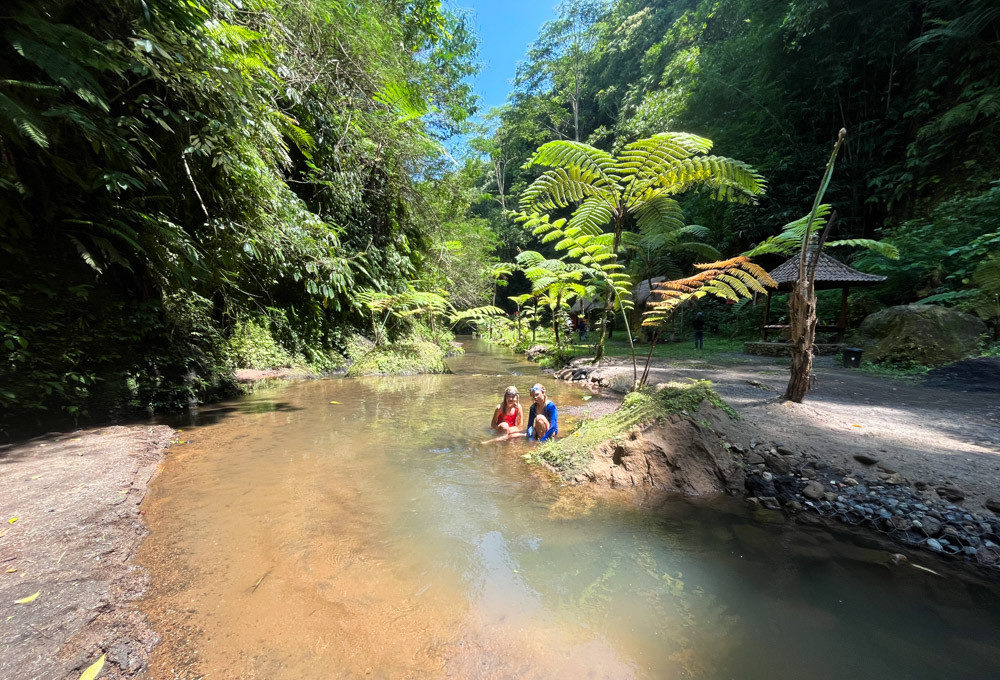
[851, 424, 862, 428]
[329, 401, 341, 404]
[8, 517, 17, 524]
[79, 654, 106, 680]
[0, 528, 7, 538]
[6, 568, 17, 573]
[15, 591, 40, 604]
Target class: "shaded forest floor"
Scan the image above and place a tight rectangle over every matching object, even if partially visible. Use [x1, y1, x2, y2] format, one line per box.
[576, 348, 1000, 514]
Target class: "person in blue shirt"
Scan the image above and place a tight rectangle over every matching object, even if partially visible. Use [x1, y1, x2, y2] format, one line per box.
[526, 383, 558, 442]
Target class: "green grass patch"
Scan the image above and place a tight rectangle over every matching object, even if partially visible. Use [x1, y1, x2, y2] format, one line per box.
[532, 380, 734, 473]
[344, 332, 455, 376]
[856, 360, 931, 379]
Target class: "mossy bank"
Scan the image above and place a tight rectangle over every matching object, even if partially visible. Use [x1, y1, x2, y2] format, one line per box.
[530, 381, 744, 501]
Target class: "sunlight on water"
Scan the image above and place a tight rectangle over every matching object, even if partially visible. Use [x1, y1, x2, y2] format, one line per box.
[139, 339, 1000, 679]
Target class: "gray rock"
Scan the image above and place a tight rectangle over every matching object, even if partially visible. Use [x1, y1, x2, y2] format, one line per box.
[802, 481, 825, 500]
[854, 453, 878, 466]
[800, 467, 818, 480]
[764, 453, 791, 474]
[843, 477, 860, 487]
[920, 517, 943, 537]
[926, 538, 944, 553]
[747, 452, 765, 465]
[855, 304, 987, 366]
[777, 445, 796, 456]
[936, 485, 966, 502]
[985, 498, 1000, 515]
[761, 471, 774, 482]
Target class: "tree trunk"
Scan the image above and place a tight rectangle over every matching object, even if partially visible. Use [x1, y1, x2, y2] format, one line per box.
[783, 279, 817, 402]
[782, 129, 846, 402]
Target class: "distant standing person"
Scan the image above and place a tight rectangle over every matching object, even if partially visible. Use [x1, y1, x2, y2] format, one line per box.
[578, 316, 587, 341]
[693, 311, 705, 350]
[490, 386, 523, 439]
[526, 383, 558, 441]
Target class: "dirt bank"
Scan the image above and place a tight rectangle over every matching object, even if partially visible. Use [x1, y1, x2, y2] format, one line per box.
[545, 351, 1000, 571]
[569, 407, 744, 501]
[0, 425, 174, 680]
[555, 353, 1000, 513]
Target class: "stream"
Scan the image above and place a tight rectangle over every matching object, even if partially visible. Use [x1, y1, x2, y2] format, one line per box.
[139, 338, 1000, 679]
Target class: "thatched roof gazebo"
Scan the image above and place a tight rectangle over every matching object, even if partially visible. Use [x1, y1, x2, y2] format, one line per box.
[760, 250, 886, 342]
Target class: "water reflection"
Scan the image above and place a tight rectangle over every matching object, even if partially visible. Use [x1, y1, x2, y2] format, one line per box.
[138, 338, 1000, 679]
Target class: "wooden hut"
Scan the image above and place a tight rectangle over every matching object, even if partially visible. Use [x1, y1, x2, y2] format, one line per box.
[760, 251, 886, 343]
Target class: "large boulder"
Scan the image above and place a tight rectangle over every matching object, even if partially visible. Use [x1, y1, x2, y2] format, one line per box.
[854, 304, 987, 366]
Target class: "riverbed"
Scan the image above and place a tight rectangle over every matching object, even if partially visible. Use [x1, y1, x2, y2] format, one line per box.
[138, 339, 1000, 679]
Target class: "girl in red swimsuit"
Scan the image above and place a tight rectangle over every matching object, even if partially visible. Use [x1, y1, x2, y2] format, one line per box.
[490, 386, 523, 439]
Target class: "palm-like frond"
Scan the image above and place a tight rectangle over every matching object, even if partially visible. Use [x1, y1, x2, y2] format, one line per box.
[523, 139, 617, 186]
[634, 193, 685, 234]
[565, 195, 614, 235]
[825, 239, 900, 259]
[643, 256, 777, 326]
[519, 167, 611, 212]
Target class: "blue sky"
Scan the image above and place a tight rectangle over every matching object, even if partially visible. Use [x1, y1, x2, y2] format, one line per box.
[457, 0, 562, 112]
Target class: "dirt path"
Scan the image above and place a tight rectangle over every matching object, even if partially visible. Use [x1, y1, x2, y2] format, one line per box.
[575, 353, 1000, 514]
[0, 425, 174, 680]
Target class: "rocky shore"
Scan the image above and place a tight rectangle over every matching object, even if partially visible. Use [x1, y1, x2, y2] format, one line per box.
[541, 352, 1000, 575]
[739, 440, 1000, 571]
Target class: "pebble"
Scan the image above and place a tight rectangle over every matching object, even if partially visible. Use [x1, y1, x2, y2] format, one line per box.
[927, 538, 944, 552]
[802, 481, 825, 500]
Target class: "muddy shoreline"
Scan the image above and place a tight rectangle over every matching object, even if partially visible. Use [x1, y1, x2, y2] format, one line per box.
[0, 425, 174, 680]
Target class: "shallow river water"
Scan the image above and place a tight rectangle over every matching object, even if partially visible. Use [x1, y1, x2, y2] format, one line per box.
[139, 339, 1000, 679]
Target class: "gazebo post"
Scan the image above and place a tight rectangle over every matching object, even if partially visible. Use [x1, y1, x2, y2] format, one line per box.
[761, 291, 772, 341]
[837, 286, 849, 343]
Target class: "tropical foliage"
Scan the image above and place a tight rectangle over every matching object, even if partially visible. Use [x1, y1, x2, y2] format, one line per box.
[0, 0, 483, 431]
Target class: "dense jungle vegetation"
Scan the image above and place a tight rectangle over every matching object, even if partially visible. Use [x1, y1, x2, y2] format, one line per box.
[2, 0, 998, 432]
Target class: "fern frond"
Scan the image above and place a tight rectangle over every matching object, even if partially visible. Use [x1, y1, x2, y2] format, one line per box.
[0, 93, 49, 148]
[565, 196, 614, 235]
[826, 238, 900, 259]
[523, 140, 617, 185]
[643, 255, 775, 325]
[634, 193, 685, 234]
[519, 167, 611, 212]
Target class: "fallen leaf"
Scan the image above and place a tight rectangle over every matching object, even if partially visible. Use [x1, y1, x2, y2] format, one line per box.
[78, 654, 106, 680]
[911, 563, 942, 577]
[8, 517, 17, 524]
[329, 401, 341, 404]
[6, 568, 17, 573]
[582, 395, 592, 401]
[851, 424, 862, 428]
[15, 591, 40, 604]
[0, 528, 7, 538]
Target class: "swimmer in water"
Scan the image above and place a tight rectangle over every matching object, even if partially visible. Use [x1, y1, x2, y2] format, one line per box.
[485, 385, 523, 442]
